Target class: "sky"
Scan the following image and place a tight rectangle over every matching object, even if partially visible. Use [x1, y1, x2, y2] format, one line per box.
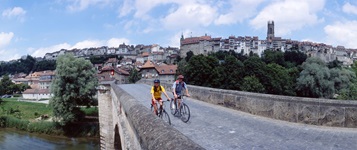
[1, 0, 357, 61]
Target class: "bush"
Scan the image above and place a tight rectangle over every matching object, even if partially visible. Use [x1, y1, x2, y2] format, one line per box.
[27, 121, 62, 135]
[81, 107, 98, 116]
[13, 94, 21, 97]
[0, 116, 29, 130]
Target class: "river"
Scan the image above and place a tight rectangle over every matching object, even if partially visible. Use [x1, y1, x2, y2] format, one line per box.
[0, 129, 99, 150]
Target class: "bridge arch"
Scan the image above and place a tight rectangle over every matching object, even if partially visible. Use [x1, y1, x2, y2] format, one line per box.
[114, 124, 121, 150]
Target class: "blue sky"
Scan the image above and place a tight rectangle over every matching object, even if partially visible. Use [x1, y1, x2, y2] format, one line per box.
[1, 0, 357, 61]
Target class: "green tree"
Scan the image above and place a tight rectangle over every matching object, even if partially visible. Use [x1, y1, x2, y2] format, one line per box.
[284, 50, 307, 67]
[221, 55, 244, 90]
[265, 63, 295, 95]
[176, 59, 187, 77]
[33, 60, 56, 71]
[50, 54, 98, 125]
[337, 80, 357, 100]
[327, 59, 343, 69]
[185, 51, 194, 62]
[262, 50, 285, 66]
[185, 55, 221, 87]
[296, 57, 334, 98]
[243, 56, 268, 90]
[0, 75, 14, 95]
[9, 83, 29, 94]
[240, 76, 265, 93]
[128, 68, 141, 83]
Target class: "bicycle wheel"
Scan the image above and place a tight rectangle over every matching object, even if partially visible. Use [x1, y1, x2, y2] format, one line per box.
[160, 110, 171, 125]
[170, 100, 177, 115]
[180, 103, 190, 123]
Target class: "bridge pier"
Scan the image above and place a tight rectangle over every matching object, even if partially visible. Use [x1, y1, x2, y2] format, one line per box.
[98, 84, 116, 150]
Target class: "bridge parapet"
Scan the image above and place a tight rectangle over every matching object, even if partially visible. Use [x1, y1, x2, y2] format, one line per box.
[138, 79, 357, 128]
[98, 81, 204, 150]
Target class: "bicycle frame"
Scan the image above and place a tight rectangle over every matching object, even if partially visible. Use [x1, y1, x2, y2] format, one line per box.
[171, 94, 190, 123]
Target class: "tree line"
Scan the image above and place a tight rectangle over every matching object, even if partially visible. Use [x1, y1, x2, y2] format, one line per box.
[0, 55, 126, 77]
[178, 50, 357, 100]
[0, 56, 56, 76]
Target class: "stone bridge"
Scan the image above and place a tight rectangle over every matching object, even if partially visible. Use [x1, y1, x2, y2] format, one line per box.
[98, 80, 357, 150]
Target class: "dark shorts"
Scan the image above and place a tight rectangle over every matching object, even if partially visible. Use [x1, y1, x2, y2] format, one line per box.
[173, 92, 182, 99]
[152, 98, 162, 105]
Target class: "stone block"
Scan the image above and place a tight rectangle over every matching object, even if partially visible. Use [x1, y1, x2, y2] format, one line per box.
[317, 106, 345, 127]
[297, 105, 319, 125]
[223, 94, 236, 109]
[345, 107, 357, 127]
[252, 99, 274, 117]
[273, 101, 298, 122]
[237, 97, 253, 114]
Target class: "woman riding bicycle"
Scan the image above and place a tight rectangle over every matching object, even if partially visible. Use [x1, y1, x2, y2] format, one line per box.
[151, 79, 171, 115]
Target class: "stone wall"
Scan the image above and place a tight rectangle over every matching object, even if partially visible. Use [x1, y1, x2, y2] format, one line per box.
[138, 79, 357, 128]
[98, 81, 204, 150]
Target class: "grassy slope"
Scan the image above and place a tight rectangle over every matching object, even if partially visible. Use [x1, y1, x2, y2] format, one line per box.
[0, 98, 52, 120]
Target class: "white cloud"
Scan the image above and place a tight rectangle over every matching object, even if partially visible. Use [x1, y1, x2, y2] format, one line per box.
[162, 3, 217, 29]
[250, 0, 325, 36]
[343, 2, 357, 15]
[0, 48, 21, 61]
[30, 38, 130, 57]
[66, 0, 112, 12]
[71, 40, 103, 49]
[214, 0, 264, 25]
[168, 30, 192, 47]
[324, 21, 357, 48]
[118, 0, 135, 17]
[107, 38, 130, 47]
[2, 7, 26, 18]
[31, 43, 72, 57]
[2, 7, 26, 22]
[132, 0, 172, 19]
[0, 32, 14, 48]
[119, 0, 218, 32]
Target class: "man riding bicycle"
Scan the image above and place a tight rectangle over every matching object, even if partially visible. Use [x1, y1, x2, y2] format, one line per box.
[172, 75, 190, 111]
[151, 79, 171, 115]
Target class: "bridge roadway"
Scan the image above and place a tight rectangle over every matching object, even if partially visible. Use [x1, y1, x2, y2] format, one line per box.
[119, 84, 357, 150]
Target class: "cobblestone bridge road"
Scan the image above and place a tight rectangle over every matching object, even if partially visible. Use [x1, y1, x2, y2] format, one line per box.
[119, 84, 357, 150]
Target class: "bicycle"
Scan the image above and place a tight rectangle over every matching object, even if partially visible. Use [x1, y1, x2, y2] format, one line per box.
[151, 99, 171, 125]
[170, 95, 190, 123]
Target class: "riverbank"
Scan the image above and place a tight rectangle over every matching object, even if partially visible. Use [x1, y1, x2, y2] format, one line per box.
[0, 98, 99, 137]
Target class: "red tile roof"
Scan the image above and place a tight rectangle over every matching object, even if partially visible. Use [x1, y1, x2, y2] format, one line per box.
[181, 36, 212, 45]
[106, 58, 119, 63]
[141, 60, 156, 69]
[100, 66, 129, 75]
[155, 64, 177, 75]
[23, 89, 51, 94]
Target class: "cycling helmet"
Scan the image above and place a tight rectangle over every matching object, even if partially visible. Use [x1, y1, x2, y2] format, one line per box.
[177, 75, 184, 79]
[154, 79, 160, 83]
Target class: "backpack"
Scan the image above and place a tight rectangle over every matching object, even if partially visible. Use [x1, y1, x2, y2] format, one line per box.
[153, 85, 162, 92]
[175, 80, 185, 93]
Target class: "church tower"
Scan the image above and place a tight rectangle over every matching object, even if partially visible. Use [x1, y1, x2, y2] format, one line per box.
[267, 21, 274, 41]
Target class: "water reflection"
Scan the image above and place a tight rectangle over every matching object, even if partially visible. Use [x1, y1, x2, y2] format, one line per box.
[0, 129, 99, 150]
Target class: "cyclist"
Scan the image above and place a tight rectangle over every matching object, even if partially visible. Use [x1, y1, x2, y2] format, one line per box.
[151, 79, 171, 115]
[172, 75, 190, 111]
